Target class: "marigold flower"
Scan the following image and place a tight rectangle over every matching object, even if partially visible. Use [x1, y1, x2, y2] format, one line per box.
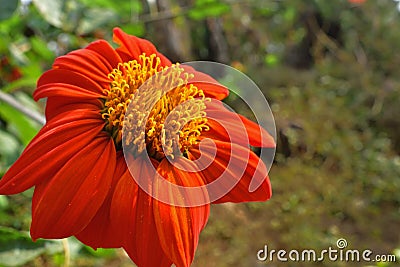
[0, 28, 275, 267]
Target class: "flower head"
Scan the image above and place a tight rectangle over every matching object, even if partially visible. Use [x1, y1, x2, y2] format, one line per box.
[0, 28, 275, 267]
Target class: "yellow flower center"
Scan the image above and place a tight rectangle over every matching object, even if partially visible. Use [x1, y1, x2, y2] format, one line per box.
[101, 54, 209, 160]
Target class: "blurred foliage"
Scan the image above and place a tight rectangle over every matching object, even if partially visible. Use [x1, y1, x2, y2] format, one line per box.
[0, 0, 400, 266]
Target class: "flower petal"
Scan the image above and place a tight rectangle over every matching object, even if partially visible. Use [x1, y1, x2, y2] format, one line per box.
[86, 40, 122, 69]
[187, 139, 272, 203]
[109, 156, 138, 248]
[182, 65, 229, 100]
[75, 152, 126, 249]
[0, 111, 104, 194]
[52, 50, 112, 86]
[112, 27, 171, 66]
[203, 100, 275, 148]
[34, 68, 105, 101]
[35, 83, 103, 100]
[112, 156, 172, 267]
[153, 158, 210, 267]
[44, 97, 102, 121]
[31, 133, 116, 240]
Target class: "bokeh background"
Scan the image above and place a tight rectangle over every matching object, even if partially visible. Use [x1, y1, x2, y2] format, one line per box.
[0, 0, 399, 266]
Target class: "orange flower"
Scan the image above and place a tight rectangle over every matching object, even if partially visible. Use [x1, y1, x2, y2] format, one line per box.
[0, 28, 275, 267]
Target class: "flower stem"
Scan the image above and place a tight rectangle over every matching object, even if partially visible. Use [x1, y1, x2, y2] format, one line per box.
[62, 238, 70, 267]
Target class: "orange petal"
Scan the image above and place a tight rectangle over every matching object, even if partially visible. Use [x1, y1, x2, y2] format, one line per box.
[35, 83, 103, 100]
[204, 100, 275, 148]
[153, 158, 210, 267]
[75, 152, 127, 249]
[124, 188, 173, 267]
[0, 111, 104, 194]
[44, 97, 102, 121]
[182, 65, 229, 100]
[111, 156, 172, 267]
[86, 40, 122, 69]
[124, 187, 173, 267]
[188, 139, 272, 203]
[112, 27, 171, 66]
[34, 69, 104, 101]
[109, 156, 138, 249]
[53, 50, 112, 86]
[30, 133, 116, 240]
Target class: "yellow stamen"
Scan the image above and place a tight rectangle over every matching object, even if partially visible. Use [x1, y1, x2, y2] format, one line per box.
[101, 53, 209, 160]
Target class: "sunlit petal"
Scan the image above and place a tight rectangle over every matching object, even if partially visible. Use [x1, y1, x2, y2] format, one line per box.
[31, 134, 116, 239]
[153, 159, 210, 267]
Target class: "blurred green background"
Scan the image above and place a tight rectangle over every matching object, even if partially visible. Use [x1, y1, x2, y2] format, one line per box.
[0, 0, 399, 266]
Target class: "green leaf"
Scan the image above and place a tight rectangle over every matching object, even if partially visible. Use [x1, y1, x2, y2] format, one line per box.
[0, 0, 18, 21]
[188, 0, 230, 20]
[1, 77, 36, 93]
[32, 0, 65, 28]
[78, 0, 139, 15]
[0, 227, 63, 267]
[119, 24, 145, 37]
[84, 247, 115, 258]
[264, 54, 279, 66]
[0, 196, 8, 210]
[394, 248, 400, 258]
[30, 37, 55, 62]
[76, 8, 117, 35]
[0, 130, 19, 155]
[0, 97, 41, 146]
[283, 6, 296, 22]
[0, 129, 20, 167]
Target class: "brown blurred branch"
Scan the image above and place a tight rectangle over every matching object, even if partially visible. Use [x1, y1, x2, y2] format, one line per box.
[137, 6, 190, 23]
